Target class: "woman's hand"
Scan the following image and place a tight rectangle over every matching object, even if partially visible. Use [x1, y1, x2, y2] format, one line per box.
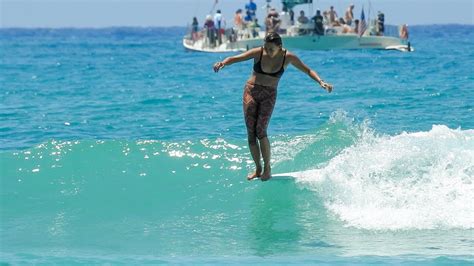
[213, 61, 225, 72]
[320, 81, 333, 93]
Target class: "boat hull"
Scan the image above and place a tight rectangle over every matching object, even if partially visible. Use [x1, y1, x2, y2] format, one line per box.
[183, 34, 412, 52]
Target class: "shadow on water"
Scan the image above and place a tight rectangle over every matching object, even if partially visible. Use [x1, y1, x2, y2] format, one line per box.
[247, 180, 302, 257]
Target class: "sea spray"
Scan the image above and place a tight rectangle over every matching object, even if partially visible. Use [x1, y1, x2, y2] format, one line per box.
[295, 125, 474, 230]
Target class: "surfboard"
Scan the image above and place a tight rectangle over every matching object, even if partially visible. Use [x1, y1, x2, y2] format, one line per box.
[249, 172, 298, 181]
[248, 169, 322, 181]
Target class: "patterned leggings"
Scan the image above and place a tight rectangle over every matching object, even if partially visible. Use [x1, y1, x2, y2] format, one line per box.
[243, 82, 277, 144]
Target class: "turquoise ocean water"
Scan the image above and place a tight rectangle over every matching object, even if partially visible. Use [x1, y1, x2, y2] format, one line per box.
[1, 25, 473, 264]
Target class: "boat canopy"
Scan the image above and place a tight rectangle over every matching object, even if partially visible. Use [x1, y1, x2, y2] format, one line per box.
[281, 0, 313, 9]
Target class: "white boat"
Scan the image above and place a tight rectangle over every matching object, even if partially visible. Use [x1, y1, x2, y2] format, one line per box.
[183, 31, 413, 52]
[183, 0, 414, 53]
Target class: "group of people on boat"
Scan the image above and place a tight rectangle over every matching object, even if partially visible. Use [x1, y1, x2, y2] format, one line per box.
[190, 1, 402, 47]
[264, 4, 386, 36]
[191, 0, 259, 46]
[191, 9, 225, 47]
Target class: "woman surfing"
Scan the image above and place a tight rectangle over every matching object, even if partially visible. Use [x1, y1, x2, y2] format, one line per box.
[213, 32, 333, 181]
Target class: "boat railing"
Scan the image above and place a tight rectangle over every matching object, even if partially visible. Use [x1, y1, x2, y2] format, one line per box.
[282, 20, 407, 40]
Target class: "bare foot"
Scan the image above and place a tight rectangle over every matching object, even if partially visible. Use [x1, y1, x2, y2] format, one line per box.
[260, 167, 272, 181]
[247, 166, 262, 181]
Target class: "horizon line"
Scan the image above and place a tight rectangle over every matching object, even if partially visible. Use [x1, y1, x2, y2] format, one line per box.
[1, 23, 473, 30]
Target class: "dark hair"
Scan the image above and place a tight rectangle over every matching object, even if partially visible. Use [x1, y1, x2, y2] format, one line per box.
[264, 32, 282, 46]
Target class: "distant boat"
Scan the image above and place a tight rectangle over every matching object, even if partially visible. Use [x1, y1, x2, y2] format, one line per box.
[183, 0, 413, 53]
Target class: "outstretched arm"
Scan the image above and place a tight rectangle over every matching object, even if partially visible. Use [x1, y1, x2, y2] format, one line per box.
[287, 52, 333, 93]
[213, 48, 260, 72]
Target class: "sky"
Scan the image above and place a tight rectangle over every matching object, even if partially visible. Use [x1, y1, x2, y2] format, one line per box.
[1, 0, 473, 28]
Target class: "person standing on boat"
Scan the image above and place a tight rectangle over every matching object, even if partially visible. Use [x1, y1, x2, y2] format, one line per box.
[191, 17, 199, 42]
[345, 4, 354, 26]
[265, 9, 281, 34]
[245, 0, 257, 21]
[322, 11, 330, 25]
[214, 10, 224, 45]
[328, 6, 338, 26]
[377, 11, 385, 36]
[311, 9, 324, 35]
[353, 19, 360, 34]
[279, 6, 291, 34]
[400, 24, 409, 39]
[234, 9, 244, 30]
[212, 33, 333, 181]
[204, 15, 216, 47]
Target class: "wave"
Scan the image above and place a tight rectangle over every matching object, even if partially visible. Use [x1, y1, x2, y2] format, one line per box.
[1, 112, 473, 231]
[293, 121, 474, 230]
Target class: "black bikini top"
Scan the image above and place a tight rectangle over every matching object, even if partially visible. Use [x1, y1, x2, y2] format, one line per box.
[253, 47, 287, 78]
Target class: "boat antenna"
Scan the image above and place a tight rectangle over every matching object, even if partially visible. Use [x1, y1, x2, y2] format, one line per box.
[368, 0, 372, 25]
[209, 0, 218, 14]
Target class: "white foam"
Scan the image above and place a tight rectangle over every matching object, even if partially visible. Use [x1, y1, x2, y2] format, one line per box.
[295, 125, 474, 230]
